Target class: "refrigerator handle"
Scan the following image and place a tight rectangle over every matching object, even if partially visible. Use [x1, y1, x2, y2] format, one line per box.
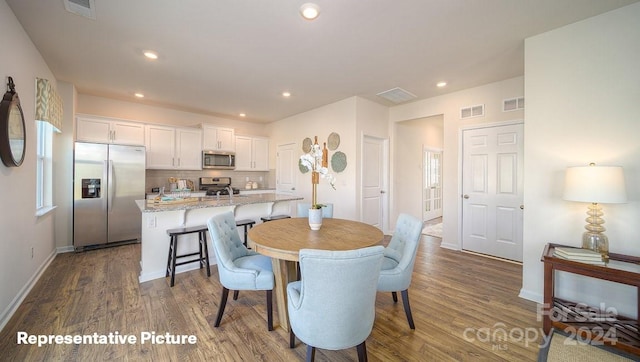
[102, 160, 109, 211]
[108, 159, 114, 212]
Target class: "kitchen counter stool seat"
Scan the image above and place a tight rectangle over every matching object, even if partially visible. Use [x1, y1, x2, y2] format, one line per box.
[166, 225, 211, 287]
[235, 219, 256, 247]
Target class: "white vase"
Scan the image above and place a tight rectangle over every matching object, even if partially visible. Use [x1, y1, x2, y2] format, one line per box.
[308, 208, 323, 230]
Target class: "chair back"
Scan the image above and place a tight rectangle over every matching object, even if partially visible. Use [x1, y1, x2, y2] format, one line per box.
[207, 211, 254, 287]
[297, 202, 334, 218]
[288, 246, 384, 350]
[379, 213, 423, 291]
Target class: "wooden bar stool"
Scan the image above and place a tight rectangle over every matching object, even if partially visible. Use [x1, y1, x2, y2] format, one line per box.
[166, 225, 211, 287]
[235, 219, 256, 247]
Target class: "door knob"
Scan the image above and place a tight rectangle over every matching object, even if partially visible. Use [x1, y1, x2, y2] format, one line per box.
[463, 194, 469, 199]
[520, 205, 524, 210]
[380, 190, 386, 194]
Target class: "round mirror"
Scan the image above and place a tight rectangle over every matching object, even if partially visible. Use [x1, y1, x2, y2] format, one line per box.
[0, 77, 26, 167]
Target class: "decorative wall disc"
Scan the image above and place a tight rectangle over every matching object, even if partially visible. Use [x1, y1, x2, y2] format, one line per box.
[302, 137, 312, 153]
[298, 159, 309, 173]
[331, 151, 347, 172]
[327, 132, 340, 150]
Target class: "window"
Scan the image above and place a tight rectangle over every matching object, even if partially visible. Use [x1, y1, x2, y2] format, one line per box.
[36, 120, 57, 215]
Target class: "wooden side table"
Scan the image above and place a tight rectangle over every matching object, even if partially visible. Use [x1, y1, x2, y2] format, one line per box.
[541, 243, 640, 356]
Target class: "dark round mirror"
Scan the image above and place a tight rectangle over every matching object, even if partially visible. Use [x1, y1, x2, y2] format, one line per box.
[0, 77, 26, 167]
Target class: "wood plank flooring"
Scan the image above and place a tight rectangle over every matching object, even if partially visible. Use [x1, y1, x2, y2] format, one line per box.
[0, 234, 542, 361]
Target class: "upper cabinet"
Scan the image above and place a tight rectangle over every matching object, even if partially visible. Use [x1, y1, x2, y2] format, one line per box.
[145, 125, 202, 170]
[76, 116, 145, 146]
[202, 125, 235, 151]
[235, 136, 269, 171]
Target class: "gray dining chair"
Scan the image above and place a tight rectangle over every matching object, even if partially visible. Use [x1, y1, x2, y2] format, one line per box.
[377, 213, 423, 329]
[207, 211, 274, 331]
[288, 246, 384, 362]
[297, 202, 334, 218]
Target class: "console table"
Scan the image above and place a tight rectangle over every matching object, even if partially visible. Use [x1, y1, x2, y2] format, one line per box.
[541, 243, 640, 356]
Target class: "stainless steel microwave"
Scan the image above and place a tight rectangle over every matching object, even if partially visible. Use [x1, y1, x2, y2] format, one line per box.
[202, 151, 235, 169]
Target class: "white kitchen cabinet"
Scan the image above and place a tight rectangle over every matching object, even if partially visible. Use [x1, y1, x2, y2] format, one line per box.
[145, 125, 202, 170]
[235, 136, 269, 171]
[202, 125, 235, 151]
[76, 116, 145, 145]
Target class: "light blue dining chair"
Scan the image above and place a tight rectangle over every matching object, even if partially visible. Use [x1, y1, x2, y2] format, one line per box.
[287, 246, 384, 362]
[297, 202, 334, 218]
[377, 213, 423, 329]
[207, 211, 275, 331]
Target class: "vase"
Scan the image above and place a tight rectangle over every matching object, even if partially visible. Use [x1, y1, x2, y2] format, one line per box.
[308, 208, 323, 230]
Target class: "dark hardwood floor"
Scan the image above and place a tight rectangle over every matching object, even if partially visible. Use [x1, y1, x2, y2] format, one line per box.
[0, 232, 541, 361]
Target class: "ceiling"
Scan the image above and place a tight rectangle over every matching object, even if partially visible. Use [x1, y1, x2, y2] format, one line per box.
[7, 0, 638, 123]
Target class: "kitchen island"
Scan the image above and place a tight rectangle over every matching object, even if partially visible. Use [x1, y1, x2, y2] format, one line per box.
[135, 193, 302, 283]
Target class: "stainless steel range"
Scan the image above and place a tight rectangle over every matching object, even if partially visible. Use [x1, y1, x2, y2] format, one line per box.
[199, 177, 239, 195]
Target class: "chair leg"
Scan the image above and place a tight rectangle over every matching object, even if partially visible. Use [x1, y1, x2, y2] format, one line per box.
[356, 341, 368, 362]
[401, 289, 415, 329]
[233, 290, 239, 300]
[289, 329, 295, 348]
[201, 231, 211, 277]
[305, 345, 316, 362]
[266, 290, 273, 331]
[391, 291, 398, 303]
[214, 287, 229, 327]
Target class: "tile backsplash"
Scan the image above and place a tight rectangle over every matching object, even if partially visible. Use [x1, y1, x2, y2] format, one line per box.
[146, 169, 274, 192]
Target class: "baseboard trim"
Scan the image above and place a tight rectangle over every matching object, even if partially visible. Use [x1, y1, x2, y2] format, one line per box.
[0, 248, 57, 331]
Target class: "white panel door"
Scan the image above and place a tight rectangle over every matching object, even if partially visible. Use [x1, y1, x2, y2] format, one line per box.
[276, 143, 296, 194]
[462, 123, 524, 262]
[362, 136, 386, 229]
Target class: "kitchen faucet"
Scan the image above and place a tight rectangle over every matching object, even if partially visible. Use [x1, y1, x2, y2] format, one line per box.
[226, 186, 233, 200]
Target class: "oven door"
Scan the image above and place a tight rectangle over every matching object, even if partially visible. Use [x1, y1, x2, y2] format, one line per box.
[203, 151, 235, 169]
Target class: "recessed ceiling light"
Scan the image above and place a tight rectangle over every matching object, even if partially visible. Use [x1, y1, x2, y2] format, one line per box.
[437, 81, 447, 88]
[143, 51, 158, 60]
[134, 93, 144, 98]
[239, 113, 246, 117]
[282, 91, 291, 98]
[300, 3, 320, 20]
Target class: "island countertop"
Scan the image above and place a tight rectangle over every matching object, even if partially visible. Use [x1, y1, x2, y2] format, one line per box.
[136, 193, 303, 213]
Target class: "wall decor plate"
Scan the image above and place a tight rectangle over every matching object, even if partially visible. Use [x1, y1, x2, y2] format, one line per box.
[327, 132, 340, 150]
[331, 151, 347, 172]
[298, 159, 309, 173]
[302, 137, 312, 153]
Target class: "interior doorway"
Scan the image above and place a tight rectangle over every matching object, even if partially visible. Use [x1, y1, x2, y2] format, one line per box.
[423, 147, 443, 222]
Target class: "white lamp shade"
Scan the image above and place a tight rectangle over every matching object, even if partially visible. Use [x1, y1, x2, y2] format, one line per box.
[563, 165, 627, 204]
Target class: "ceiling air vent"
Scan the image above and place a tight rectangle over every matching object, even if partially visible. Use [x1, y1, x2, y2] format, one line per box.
[64, 0, 96, 20]
[376, 87, 417, 104]
[503, 97, 525, 112]
[460, 104, 484, 119]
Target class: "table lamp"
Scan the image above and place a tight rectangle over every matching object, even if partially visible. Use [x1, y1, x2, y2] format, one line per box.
[562, 164, 627, 258]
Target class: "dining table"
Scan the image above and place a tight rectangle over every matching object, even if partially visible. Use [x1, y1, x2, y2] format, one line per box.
[247, 217, 384, 332]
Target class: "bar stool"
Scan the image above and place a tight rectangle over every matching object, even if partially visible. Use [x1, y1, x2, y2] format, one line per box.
[166, 225, 211, 287]
[235, 219, 256, 247]
[260, 215, 291, 222]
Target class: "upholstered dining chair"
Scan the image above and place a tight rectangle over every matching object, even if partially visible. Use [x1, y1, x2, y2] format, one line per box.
[377, 213, 423, 329]
[207, 211, 274, 331]
[296, 202, 334, 218]
[288, 246, 384, 362]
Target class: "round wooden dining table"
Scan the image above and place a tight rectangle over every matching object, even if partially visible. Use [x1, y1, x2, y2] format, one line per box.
[248, 217, 384, 332]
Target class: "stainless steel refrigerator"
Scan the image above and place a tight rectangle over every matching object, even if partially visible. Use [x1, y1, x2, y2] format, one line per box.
[73, 142, 145, 250]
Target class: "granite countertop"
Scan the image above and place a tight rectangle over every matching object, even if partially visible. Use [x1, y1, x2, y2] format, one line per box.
[136, 193, 302, 213]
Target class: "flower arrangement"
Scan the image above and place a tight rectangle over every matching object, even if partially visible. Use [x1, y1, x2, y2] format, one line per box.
[300, 136, 335, 209]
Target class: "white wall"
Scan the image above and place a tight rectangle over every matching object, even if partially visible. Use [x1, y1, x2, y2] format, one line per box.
[521, 3, 640, 316]
[390, 77, 524, 249]
[0, 0, 58, 329]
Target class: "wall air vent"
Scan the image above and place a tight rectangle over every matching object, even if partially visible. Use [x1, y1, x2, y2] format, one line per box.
[376, 87, 417, 104]
[503, 97, 525, 112]
[64, 0, 96, 20]
[460, 104, 484, 119]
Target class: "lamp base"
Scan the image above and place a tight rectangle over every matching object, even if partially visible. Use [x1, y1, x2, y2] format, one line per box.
[582, 231, 609, 259]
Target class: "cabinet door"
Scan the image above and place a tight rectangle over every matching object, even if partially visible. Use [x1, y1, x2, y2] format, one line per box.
[234, 136, 253, 171]
[217, 127, 235, 151]
[112, 121, 145, 146]
[252, 137, 269, 171]
[145, 125, 176, 169]
[76, 117, 111, 143]
[202, 126, 219, 150]
[176, 128, 202, 170]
